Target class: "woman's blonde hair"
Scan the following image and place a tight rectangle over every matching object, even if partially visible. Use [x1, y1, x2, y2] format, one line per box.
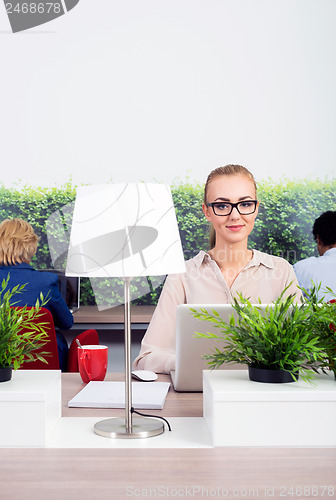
[0, 219, 39, 265]
[204, 165, 257, 248]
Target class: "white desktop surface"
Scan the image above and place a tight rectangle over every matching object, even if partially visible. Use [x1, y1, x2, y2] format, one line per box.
[204, 369, 336, 401]
[0, 369, 61, 400]
[1, 372, 336, 500]
[2, 370, 336, 449]
[0, 369, 61, 447]
[48, 417, 211, 448]
[203, 370, 336, 447]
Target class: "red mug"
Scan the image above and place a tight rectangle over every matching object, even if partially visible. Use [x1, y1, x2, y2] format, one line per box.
[78, 345, 108, 383]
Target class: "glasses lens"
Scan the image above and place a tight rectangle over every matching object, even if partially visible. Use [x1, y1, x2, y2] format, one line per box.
[212, 202, 231, 216]
[237, 201, 256, 214]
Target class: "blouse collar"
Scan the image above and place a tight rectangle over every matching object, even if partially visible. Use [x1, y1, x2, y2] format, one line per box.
[194, 249, 275, 270]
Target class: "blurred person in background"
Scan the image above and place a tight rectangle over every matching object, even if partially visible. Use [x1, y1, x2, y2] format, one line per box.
[0, 218, 73, 370]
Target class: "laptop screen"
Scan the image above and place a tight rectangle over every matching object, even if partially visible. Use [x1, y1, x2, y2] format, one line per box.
[172, 303, 250, 392]
[38, 269, 80, 312]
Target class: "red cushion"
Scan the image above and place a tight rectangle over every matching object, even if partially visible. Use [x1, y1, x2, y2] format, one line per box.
[18, 307, 60, 370]
[328, 300, 336, 332]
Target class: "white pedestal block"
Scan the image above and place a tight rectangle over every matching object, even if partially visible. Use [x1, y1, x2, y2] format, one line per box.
[203, 370, 336, 447]
[0, 370, 61, 447]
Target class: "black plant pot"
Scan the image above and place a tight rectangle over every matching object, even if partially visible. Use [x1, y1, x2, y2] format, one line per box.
[0, 366, 12, 383]
[248, 365, 298, 384]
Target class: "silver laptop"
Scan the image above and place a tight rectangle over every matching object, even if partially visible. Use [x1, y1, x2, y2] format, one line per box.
[170, 303, 250, 392]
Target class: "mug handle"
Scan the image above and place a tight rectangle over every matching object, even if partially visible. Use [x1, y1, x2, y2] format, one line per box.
[79, 350, 92, 381]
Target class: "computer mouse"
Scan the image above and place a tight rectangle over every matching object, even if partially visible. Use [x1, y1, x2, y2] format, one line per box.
[131, 370, 158, 382]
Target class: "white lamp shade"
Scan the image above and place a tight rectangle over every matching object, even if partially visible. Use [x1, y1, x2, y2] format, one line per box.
[66, 183, 186, 278]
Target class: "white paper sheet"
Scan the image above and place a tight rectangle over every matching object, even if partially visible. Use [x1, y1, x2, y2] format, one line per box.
[68, 381, 171, 410]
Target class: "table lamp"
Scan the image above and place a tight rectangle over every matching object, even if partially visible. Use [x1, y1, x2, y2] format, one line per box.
[66, 183, 186, 438]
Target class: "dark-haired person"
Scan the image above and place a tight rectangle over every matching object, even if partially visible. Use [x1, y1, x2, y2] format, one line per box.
[294, 211, 336, 301]
[133, 165, 301, 374]
[0, 218, 73, 371]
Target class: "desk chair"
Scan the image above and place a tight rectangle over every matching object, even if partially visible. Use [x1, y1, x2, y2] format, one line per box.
[18, 307, 60, 370]
[67, 329, 99, 372]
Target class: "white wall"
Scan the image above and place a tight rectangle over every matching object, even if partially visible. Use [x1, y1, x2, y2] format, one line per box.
[1, 0, 335, 187]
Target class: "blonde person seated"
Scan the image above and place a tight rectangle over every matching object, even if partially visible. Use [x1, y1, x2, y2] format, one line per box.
[0, 218, 73, 371]
[133, 165, 302, 374]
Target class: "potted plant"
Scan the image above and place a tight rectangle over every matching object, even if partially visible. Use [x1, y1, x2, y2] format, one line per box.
[0, 275, 51, 382]
[191, 287, 334, 384]
[302, 284, 336, 379]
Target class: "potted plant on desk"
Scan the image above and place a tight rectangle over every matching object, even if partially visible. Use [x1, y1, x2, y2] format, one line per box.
[323, 299, 336, 379]
[0, 275, 50, 382]
[191, 287, 333, 384]
[302, 284, 336, 379]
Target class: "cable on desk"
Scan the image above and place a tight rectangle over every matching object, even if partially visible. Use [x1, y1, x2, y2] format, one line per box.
[131, 407, 172, 431]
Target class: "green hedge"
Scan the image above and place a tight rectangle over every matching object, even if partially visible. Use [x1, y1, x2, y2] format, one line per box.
[249, 178, 336, 261]
[1, 177, 335, 305]
[0, 182, 76, 270]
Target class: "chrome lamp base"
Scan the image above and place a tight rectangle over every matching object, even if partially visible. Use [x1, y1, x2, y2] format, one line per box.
[93, 279, 165, 440]
[94, 416, 164, 439]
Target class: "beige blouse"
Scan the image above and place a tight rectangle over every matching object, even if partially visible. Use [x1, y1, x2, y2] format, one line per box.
[133, 250, 302, 374]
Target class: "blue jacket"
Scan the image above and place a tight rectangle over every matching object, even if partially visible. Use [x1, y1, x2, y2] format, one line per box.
[0, 263, 74, 329]
[0, 263, 73, 370]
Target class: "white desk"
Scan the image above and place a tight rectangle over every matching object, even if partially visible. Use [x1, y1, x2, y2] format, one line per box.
[204, 370, 336, 446]
[1, 372, 336, 500]
[0, 370, 61, 447]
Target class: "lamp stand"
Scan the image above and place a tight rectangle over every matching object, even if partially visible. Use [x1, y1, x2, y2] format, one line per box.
[93, 278, 164, 439]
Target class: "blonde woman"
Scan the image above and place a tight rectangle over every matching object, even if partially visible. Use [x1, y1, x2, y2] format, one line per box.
[133, 165, 301, 374]
[0, 218, 73, 370]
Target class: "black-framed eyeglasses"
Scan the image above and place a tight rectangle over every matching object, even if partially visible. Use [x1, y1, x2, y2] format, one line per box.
[206, 200, 258, 216]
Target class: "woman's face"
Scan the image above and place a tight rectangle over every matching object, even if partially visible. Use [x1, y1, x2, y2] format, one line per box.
[202, 174, 259, 247]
